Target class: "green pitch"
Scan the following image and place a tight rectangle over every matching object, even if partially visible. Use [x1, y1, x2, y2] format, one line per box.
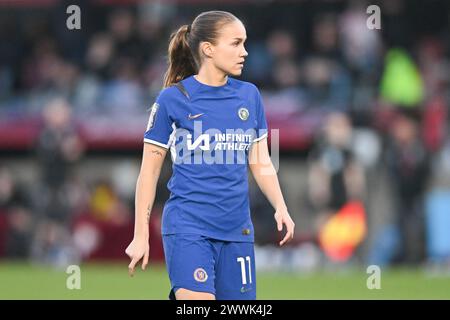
[0, 262, 449, 299]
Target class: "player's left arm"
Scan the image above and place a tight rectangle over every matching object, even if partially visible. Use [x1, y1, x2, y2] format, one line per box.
[248, 137, 295, 246]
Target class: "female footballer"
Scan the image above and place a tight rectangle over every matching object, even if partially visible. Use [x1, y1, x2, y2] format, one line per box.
[125, 10, 295, 300]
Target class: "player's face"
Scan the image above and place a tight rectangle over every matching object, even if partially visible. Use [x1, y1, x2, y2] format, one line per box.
[211, 20, 248, 76]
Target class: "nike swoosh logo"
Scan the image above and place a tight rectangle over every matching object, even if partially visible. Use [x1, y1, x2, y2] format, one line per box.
[188, 113, 204, 120]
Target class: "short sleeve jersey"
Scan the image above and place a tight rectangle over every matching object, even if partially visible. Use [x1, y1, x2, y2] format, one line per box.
[144, 75, 268, 242]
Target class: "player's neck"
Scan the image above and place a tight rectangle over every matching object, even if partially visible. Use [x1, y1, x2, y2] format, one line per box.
[195, 67, 228, 87]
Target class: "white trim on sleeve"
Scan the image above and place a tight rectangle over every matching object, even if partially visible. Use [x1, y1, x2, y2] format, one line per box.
[169, 123, 177, 162]
[144, 138, 169, 149]
[252, 132, 268, 143]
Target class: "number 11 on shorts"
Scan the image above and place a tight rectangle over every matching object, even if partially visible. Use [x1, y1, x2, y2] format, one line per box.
[237, 256, 252, 285]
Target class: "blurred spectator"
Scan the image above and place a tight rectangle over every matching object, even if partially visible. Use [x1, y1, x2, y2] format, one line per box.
[85, 33, 115, 80]
[36, 98, 83, 196]
[267, 29, 298, 61]
[0, 167, 33, 258]
[242, 40, 273, 87]
[385, 112, 430, 264]
[108, 9, 140, 62]
[379, 48, 424, 108]
[307, 112, 366, 236]
[340, 0, 382, 79]
[312, 14, 341, 59]
[302, 56, 352, 111]
[339, 0, 382, 114]
[98, 56, 145, 116]
[301, 14, 352, 111]
[424, 138, 450, 268]
[265, 29, 301, 90]
[31, 98, 84, 266]
[417, 37, 449, 101]
[381, 0, 411, 48]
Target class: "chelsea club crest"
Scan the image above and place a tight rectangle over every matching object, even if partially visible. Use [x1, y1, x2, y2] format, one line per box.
[238, 107, 249, 121]
[193, 268, 208, 282]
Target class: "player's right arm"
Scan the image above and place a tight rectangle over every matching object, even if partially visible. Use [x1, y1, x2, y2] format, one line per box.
[125, 142, 167, 276]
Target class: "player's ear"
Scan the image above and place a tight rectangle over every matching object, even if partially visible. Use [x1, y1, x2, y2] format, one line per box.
[200, 41, 214, 58]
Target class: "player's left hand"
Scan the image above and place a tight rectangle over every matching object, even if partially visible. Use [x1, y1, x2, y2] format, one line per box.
[274, 208, 295, 246]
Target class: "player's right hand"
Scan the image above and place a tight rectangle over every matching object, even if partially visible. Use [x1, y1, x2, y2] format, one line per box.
[125, 238, 150, 277]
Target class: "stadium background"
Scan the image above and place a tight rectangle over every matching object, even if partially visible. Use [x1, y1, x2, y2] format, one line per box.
[1, 0, 450, 299]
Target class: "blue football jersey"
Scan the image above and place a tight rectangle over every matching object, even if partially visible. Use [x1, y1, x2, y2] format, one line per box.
[144, 75, 268, 242]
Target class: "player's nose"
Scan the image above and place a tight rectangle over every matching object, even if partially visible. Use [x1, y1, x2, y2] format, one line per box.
[241, 47, 248, 58]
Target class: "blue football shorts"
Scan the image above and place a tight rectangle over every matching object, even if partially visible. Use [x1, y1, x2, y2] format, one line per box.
[162, 233, 256, 300]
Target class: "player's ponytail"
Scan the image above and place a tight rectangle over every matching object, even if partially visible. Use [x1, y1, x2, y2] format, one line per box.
[163, 24, 196, 88]
[163, 11, 238, 88]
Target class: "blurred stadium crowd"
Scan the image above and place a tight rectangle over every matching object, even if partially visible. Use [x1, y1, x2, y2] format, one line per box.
[1, 0, 450, 272]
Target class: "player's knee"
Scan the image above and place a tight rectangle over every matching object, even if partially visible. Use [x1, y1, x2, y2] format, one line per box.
[175, 288, 215, 300]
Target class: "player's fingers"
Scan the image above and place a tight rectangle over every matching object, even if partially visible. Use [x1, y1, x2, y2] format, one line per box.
[128, 256, 139, 276]
[125, 246, 132, 258]
[142, 250, 149, 270]
[275, 215, 283, 231]
[279, 225, 294, 246]
[279, 232, 290, 246]
[287, 221, 295, 239]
